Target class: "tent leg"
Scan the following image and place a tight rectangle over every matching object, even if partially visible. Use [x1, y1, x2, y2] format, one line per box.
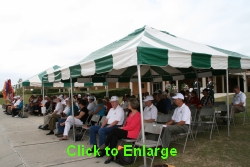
[226, 69, 230, 136]
[22, 87, 24, 117]
[43, 84, 45, 122]
[106, 83, 109, 97]
[137, 65, 147, 167]
[70, 77, 76, 142]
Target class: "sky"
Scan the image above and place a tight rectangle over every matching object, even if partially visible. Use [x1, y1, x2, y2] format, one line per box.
[1, 0, 250, 89]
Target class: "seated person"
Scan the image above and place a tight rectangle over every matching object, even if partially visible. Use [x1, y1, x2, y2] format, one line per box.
[155, 93, 168, 114]
[42, 97, 63, 130]
[6, 96, 20, 114]
[89, 98, 105, 125]
[55, 100, 79, 137]
[12, 97, 24, 118]
[231, 85, 246, 116]
[188, 90, 200, 107]
[103, 97, 112, 115]
[46, 98, 71, 135]
[200, 89, 213, 106]
[88, 96, 124, 154]
[162, 92, 172, 113]
[87, 96, 96, 115]
[161, 93, 190, 148]
[59, 100, 89, 140]
[143, 95, 158, 123]
[98, 98, 141, 164]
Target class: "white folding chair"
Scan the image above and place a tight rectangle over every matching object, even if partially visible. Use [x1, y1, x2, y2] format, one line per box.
[134, 123, 163, 167]
[195, 107, 220, 139]
[214, 101, 226, 108]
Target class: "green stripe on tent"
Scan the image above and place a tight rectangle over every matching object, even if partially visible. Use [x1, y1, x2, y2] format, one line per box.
[228, 57, 241, 68]
[137, 47, 168, 66]
[191, 53, 212, 68]
[209, 45, 248, 58]
[79, 27, 145, 63]
[38, 71, 47, 81]
[151, 66, 170, 75]
[22, 82, 30, 86]
[70, 64, 82, 78]
[53, 65, 61, 70]
[43, 75, 49, 82]
[95, 55, 113, 74]
[162, 76, 173, 81]
[44, 83, 54, 87]
[54, 71, 62, 81]
[160, 30, 176, 38]
[144, 31, 187, 52]
[120, 66, 137, 77]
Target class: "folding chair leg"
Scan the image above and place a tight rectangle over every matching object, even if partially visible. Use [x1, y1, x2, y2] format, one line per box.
[81, 129, 88, 141]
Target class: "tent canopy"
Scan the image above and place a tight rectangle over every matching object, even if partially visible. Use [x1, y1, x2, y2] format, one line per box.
[15, 65, 107, 89]
[42, 25, 250, 83]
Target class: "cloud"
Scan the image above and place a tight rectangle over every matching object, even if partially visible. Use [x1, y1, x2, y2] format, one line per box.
[1, 0, 250, 89]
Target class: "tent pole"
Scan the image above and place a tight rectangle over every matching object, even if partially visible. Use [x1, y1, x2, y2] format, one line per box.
[22, 87, 24, 117]
[43, 84, 45, 122]
[105, 77, 109, 97]
[70, 77, 76, 142]
[226, 69, 230, 136]
[137, 65, 147, 167]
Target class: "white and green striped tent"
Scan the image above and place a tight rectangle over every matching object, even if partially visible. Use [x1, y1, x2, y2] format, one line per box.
[42, 26, 250, 83]
[15, 65, 106, 89]
[42, 26, 250, 144]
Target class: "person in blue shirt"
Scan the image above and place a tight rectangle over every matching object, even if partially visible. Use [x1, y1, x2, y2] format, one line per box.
[55, 99, 79, 137]
[12, 98, 23, 118]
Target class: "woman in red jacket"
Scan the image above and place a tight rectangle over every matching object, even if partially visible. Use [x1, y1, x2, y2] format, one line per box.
[98, 98, 141, 164]
[188, 90, 200, 107]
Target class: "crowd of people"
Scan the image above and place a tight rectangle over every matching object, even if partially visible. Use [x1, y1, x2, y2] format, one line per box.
[2, 82, 247, 165]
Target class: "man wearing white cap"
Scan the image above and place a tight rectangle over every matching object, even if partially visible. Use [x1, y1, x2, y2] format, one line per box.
[161, 93, 191, 148]
[89, 96, 124, 156]
[143, 95, 158, 123]
[87, 96, 96, 115]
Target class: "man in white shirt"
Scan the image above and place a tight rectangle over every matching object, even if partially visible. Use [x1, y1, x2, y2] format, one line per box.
[89, 96, 124, 156]
[231, 86, 246, 116]
[143, 95, 158, 123]
[87, 96, 96, 114]
[41, 96, 48, 106]
[42, 97, 63, 131]
[161, 93, 191, 148]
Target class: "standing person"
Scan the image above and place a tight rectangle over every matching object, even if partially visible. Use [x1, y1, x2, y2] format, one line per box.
[193, 79, 201, 99]
[165, 81, 171, 93]
[161, 93, 191, 148]
[98, 98, 141, 164]
[206, 77, 215, 104]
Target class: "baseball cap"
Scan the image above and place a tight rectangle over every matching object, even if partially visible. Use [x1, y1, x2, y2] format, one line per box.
[14, 96, 17, 99]
[110, 96, 119, 102]
[16, 96, 20, 98]
[78, 94, 81, 97]
[143, 95, 154, 102]
[172, 93, 184, 100]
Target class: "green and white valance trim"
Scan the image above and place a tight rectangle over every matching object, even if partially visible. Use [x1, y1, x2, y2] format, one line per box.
[43, 26, 250, 83]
